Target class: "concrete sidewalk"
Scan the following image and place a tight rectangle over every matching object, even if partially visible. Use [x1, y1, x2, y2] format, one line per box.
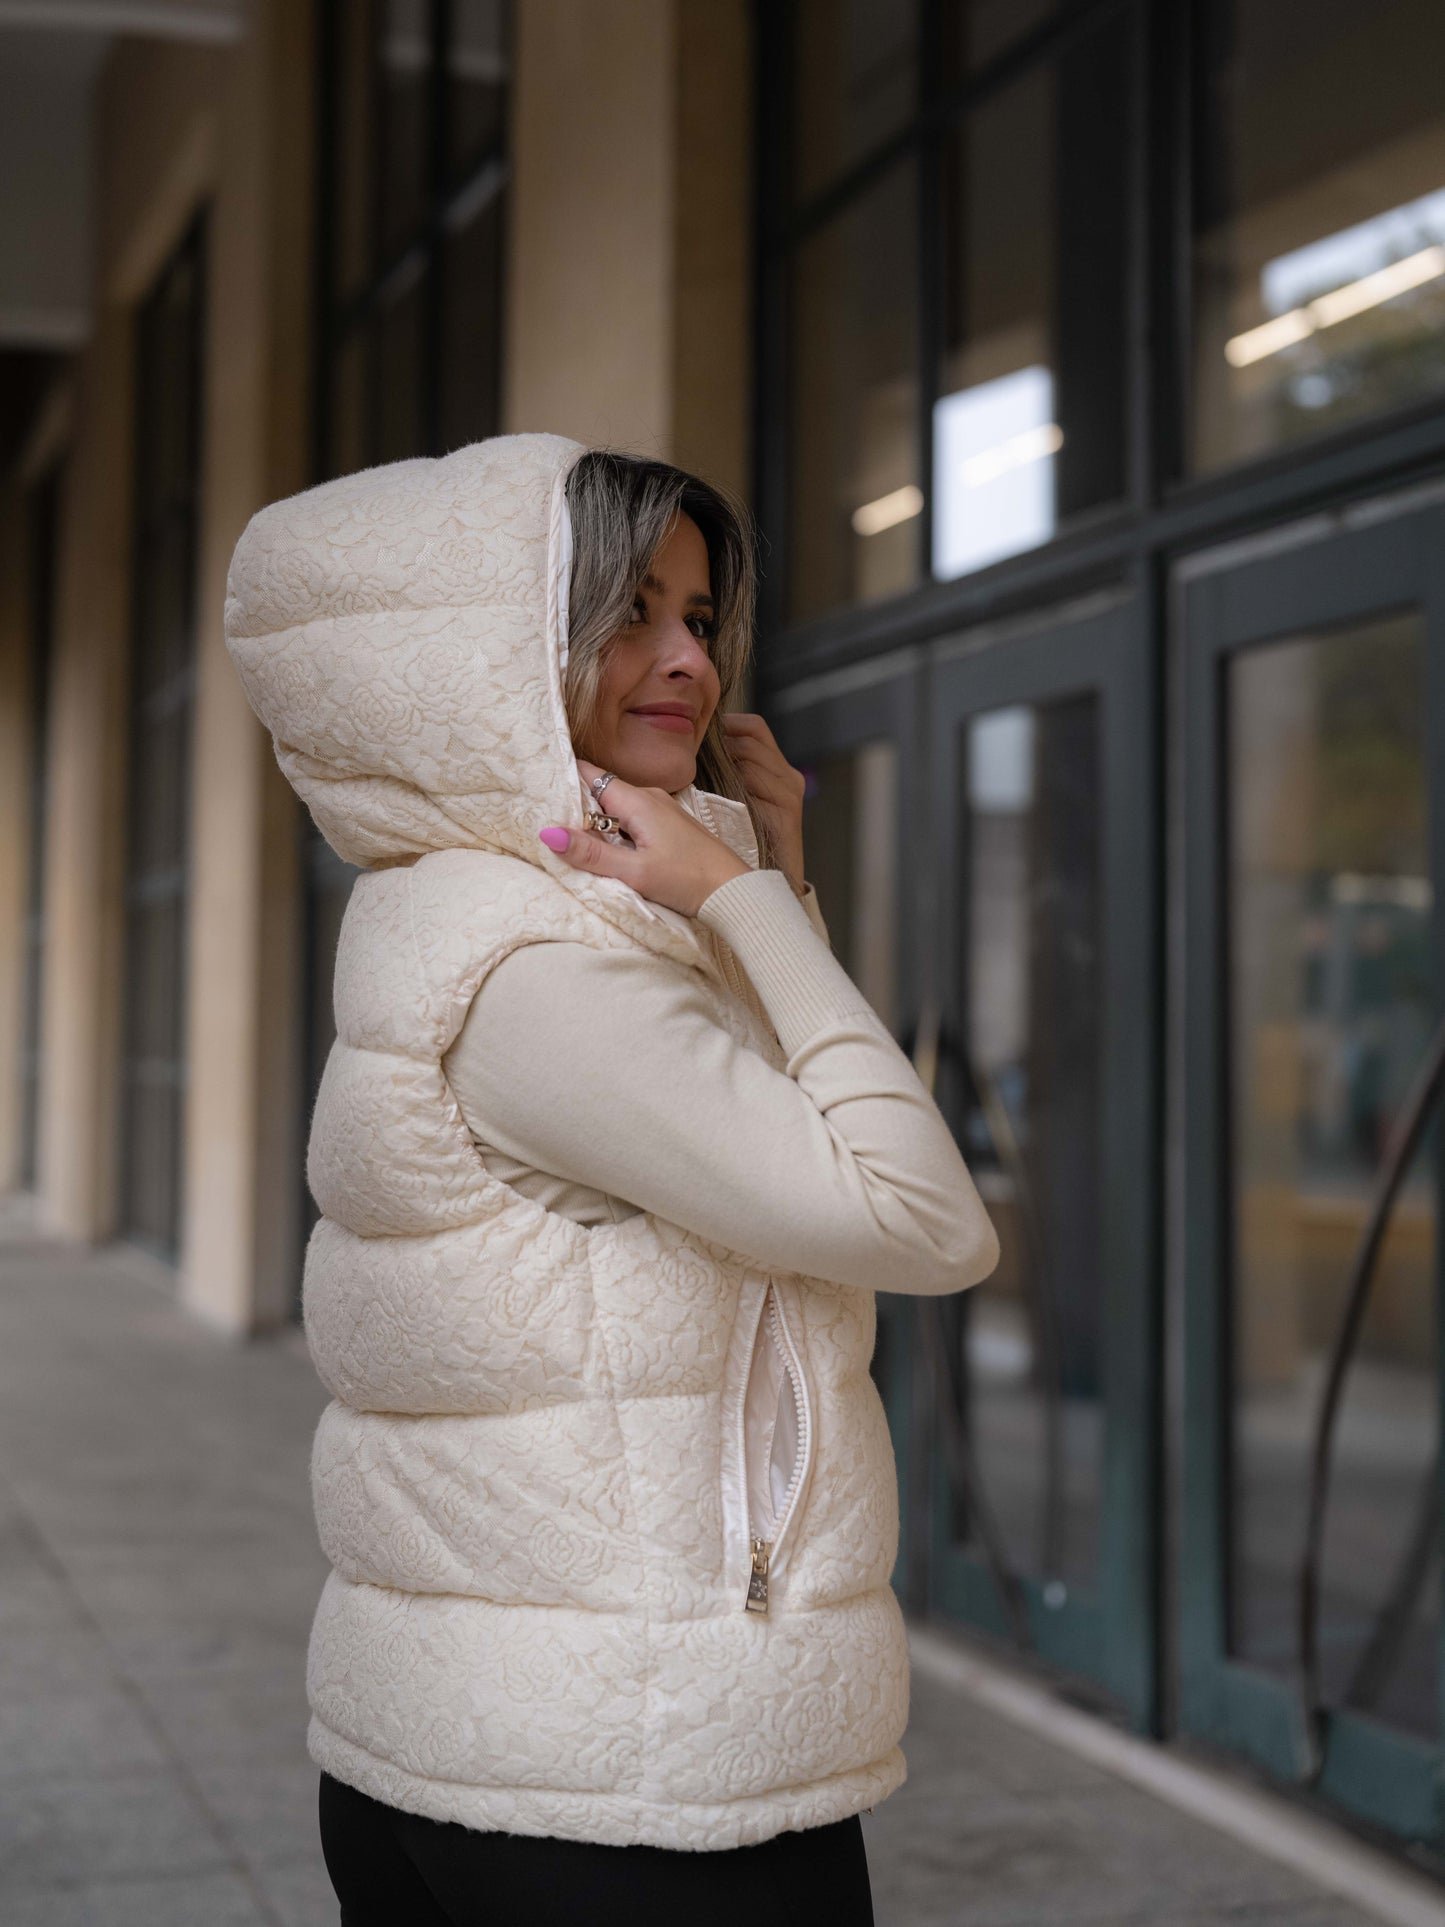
[0, 1225, 1421, 1925]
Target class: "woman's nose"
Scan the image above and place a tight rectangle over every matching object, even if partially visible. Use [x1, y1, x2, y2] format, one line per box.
[655, 620, 711, 674]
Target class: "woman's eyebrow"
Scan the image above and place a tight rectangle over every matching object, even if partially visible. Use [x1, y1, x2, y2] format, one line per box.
[640, 571, 715, 609]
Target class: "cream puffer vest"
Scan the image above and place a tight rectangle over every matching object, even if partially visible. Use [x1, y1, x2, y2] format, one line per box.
[224, 432, 910, 1849]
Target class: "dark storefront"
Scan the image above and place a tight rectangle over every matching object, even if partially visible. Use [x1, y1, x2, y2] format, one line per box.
[757, 0, 1445, 1862]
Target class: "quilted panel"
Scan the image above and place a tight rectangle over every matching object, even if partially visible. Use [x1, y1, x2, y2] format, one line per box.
[302, 1216, 597, 1416]
[312, 1402, 640, 1609]
[307, 1573, 649, 1794]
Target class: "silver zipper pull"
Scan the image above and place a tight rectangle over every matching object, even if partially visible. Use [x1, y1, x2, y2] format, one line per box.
[744, 1537, 771, 1614]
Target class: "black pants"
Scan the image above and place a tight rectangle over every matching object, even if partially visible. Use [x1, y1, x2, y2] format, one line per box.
[319, 1772, 876, 1927]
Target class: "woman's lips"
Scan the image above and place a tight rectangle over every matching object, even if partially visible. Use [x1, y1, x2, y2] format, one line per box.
[628, 710, 694, 734]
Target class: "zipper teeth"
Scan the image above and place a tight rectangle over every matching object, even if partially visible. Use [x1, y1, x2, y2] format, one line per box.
[738, 1285, 772, 1546]
[766, 1293, 809, 1530]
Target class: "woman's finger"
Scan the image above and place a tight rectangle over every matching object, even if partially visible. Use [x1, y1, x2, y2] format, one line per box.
[539, 821, 643, 884]
[574, 757, 646, 836]
[720, 710, 776, 743]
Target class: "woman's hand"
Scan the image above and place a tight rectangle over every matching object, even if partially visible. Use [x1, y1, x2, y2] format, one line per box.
[539, 759, 749, 918]
[720, 712, 808, 898]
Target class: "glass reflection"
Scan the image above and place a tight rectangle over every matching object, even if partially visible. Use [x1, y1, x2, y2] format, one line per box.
[378, 0, 430, 253]
[799, 738, 902, 1400]
[1227, 615, 1439, 1741]
[449, 0, 507, 178]
[790, 0, 917, 206]
[950, 697, 1103, 1592]
[1193, 0, 1445, 471]
[788, 162, 920, 621]
[934, 22, 1128, 581]
[947, 0, 1058, 76]
[798, 740, 900, 1035]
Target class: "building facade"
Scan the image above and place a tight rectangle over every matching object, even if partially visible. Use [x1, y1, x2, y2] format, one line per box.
[0, 0, 1441, 1873]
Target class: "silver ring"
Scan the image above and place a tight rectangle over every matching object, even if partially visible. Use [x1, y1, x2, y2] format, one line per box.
[589, 770, 616, 801]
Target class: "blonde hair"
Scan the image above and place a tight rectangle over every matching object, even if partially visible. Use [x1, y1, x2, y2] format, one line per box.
[562, 447, 779, 872]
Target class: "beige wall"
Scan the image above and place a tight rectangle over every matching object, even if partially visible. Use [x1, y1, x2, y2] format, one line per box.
[504, 0, 753, 497]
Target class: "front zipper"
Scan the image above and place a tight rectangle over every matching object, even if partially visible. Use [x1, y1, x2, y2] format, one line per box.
[741, 1283, 811, 1615]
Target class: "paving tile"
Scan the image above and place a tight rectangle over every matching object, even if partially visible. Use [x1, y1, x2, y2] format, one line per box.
[251, 1850, 340, 1927]
[192, 1752, 324, 1868]
[0, 1685, 169, 1782]
[0, 1622, 120, 1702]
[0, 1768, 228, 1890]
[0, 1521, 87, 1633]
[0, 1868, 268, 1927]
[142, 1667, 313, 1771]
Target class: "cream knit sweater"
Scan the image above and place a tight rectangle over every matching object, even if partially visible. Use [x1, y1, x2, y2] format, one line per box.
[444, 869, 996, 1294]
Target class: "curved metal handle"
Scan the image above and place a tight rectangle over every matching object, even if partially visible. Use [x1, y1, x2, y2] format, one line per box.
[1297, 1010, 1445, 1779]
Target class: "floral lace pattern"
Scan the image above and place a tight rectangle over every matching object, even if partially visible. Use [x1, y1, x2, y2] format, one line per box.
[223, 434, 909, 1849]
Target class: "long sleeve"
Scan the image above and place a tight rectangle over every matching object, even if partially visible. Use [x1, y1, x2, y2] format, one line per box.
[442, 867, 999, 1296]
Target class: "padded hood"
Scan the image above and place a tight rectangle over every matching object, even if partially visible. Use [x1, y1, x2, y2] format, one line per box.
[223, 432, 759, 963]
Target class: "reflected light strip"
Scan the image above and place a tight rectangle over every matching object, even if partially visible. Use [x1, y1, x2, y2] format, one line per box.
[852, 484, 923, 536]
[959, 421, 1063, 487]
[1226, 244, 1445, 367]
[852, 422, 1064, 538]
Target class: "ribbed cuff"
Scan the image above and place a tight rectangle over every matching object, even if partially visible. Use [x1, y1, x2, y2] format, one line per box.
[696, 867, 872, 1056]
[799, 881, 831, 950]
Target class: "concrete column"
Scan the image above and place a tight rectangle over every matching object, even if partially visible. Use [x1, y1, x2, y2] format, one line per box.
[36, 315, 134, 1240]
[503, 0, 753, 488]
[504, 0, 678, 452]
[180, 0, 312, 1331]
[0, 482, 31, 1191]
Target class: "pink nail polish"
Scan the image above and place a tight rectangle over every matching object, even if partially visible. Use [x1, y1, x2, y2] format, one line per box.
[538, 826, 570, 852]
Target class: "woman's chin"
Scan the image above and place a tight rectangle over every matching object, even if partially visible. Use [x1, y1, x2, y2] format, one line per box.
[606, 730, 698, 792]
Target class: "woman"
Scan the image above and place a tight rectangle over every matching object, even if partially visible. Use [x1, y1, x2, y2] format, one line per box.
[224, 433, 998, 1925]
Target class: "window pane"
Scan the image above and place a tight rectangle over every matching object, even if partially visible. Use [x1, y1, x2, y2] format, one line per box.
[798, 739, 900, 1034]
[450, 0, 507, 178]
[379, 0, 431, 254]
[789, 161, 920, 621]
[1227, 614, 1438, 1743]
[935, 19, 1128, 581]
[947, 0, 1059, 77]
[791, 0, 917, 205]
[947, 695, 1104, 1594]
[375, 274, 427, 463]
[332, 0, 379, 299]
[440, 198, 504, 450]
[329, 328, 371, 476]
[1192, 0, 1445, 472]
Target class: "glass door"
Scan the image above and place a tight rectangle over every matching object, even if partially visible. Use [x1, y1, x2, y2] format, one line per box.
[1180, 504, 1445, 1848]
[926, 598, 1160, 1728]
[769, 663, 927, 1598]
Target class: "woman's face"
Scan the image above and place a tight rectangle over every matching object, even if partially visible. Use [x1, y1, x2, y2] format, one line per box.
[573, 511, 721, 792]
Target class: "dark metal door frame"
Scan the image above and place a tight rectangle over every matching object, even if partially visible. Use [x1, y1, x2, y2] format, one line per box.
[1179, 500, 1445, 1846]
[925, 594, 1161, 1730]
[769, 595, 1162, 1733]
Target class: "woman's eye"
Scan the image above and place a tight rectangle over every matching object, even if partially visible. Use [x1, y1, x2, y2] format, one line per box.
[629, 596, 646, 623]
